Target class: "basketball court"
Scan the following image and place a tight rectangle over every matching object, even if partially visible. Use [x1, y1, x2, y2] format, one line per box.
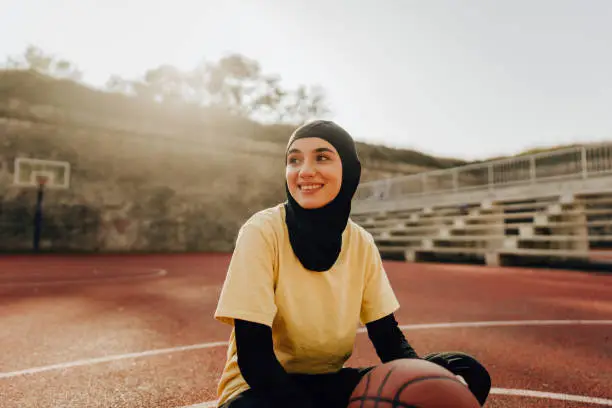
[1, 253, 611, 407]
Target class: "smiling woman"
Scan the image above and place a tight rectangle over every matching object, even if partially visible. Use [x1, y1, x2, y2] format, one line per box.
[212, 120, 491, 408]
[285, 139, 343, 210]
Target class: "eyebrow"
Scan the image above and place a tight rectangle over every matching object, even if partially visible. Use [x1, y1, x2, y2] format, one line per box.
[287, 147, 336, 155]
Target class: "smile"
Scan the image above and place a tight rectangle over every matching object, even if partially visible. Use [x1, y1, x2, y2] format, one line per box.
[299, 184, 324, 192]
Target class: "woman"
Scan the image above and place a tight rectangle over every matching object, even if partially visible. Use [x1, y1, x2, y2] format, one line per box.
[214, 120, 491, 408]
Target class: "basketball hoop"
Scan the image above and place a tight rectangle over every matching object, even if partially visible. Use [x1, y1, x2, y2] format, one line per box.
[36, 175, 49, 188]
[13, 158, 71, 190]
[11, 158, 70, 252]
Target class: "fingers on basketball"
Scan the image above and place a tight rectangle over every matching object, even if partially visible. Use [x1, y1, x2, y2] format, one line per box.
[348, 359, 480, 408]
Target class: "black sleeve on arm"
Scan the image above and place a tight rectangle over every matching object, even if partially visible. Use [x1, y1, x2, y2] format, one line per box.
[234, 319, 307, 402]
[365, 313, 419, 363]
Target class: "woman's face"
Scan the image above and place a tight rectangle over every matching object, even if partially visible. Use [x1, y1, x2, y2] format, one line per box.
[286, 137, 343, 209]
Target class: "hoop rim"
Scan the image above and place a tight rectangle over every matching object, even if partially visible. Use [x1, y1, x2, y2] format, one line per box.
[36, 175, 49, 186]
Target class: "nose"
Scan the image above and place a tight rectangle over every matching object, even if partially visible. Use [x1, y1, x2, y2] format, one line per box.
[299, 159, 317, 178]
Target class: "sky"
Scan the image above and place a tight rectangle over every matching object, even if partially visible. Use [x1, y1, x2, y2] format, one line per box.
[1, 0, 611, 160]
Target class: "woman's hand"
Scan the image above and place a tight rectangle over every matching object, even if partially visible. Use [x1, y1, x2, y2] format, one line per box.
[424, 352, 491, 406]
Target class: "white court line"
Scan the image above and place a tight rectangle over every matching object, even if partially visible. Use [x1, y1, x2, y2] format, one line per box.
[359, 319, 612, 333]
[0, 269, 167, 287]
[178, 388, 612, 408]
[490, 387, 612, 405]
[0, 341, 227, 379]
[1, 319, 611, 380]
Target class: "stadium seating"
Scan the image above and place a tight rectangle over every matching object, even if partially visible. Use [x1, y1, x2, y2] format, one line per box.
[351, 143, 612, 266]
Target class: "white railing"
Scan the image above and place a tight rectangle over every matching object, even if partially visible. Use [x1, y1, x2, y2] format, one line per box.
[355, 143, 612, 202]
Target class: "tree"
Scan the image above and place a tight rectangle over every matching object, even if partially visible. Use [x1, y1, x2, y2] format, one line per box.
[105, 74, 132, 94]
[208, 54, 261, 113]
[280, 85, 330, 125]
[1, 46, 330, 124]
[2, 45, 83, 81]
[105, 53, 330, 124]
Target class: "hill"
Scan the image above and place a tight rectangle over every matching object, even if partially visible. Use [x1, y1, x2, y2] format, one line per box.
[0, 70, 586, 252]
[0, 70, 465, 252]
[0, 70, 468, 174]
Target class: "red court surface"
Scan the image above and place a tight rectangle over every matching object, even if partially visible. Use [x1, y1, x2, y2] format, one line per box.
[1, 253, 611, 407]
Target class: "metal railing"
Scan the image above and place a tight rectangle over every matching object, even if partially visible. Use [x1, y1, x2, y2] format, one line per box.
[354, 143, 612, 202]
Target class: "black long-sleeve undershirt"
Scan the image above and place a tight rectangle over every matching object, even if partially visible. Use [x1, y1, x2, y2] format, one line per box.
[234, 319, 297, 395]
[234, 313, 418, 396]
[365, 313, 419, 362]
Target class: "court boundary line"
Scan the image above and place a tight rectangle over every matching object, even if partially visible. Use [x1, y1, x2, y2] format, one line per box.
[0, 341, 228, 379]
[360, 318, 612, 333]
[490, 387, 612, 405]
[1, 319, 611, 380]
[178, 387, 612, 408]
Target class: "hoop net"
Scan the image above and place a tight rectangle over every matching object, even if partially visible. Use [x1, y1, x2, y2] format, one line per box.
[36, 175, 49, 187]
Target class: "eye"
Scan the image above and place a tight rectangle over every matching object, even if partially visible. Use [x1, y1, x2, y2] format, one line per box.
[287, 156, 300, 165]
[317, 154, 331, 162]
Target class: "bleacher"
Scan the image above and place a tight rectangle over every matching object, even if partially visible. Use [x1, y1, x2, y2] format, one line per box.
[351, 143, 612, 266]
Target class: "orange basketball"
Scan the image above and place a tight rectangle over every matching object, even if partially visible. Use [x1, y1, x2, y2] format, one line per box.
[348, 359, 480, 408]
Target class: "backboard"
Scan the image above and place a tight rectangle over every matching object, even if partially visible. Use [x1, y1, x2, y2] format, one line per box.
[13, 158, 71, 189]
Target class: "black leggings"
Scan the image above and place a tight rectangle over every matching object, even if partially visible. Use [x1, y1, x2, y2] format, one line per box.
[219, 352, 491, 408]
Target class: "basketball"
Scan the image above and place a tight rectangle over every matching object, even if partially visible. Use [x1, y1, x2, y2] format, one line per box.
[348, 358, 480, 408]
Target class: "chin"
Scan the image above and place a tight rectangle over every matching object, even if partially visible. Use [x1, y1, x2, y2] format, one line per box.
[297, 198, 331, 209]
[300, 202, 323, 209]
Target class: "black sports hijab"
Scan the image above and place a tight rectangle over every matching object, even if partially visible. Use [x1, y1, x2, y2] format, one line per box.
[283, 120, 362, 272]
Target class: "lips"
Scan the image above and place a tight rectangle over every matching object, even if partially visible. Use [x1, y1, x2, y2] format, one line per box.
[299, 184, 324, 192]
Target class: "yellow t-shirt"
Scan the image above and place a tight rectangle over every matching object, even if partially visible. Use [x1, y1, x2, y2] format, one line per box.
[213, 203, 400, 406]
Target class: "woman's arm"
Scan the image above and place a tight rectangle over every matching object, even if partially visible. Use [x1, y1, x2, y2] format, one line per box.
[365, 313, 419, 362]
[235, 319, 294, 392]
[235, 319, 314, 407]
